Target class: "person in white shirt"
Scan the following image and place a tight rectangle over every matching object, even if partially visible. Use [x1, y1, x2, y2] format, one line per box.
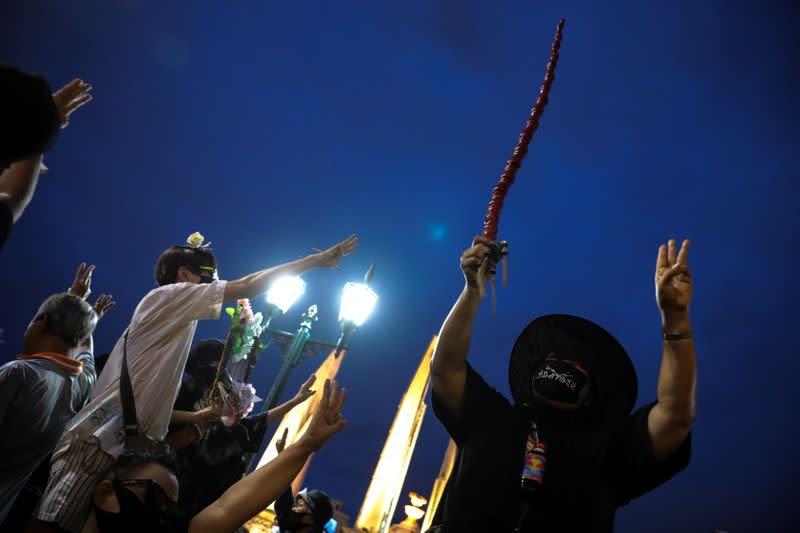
[30, 232, 358, 533]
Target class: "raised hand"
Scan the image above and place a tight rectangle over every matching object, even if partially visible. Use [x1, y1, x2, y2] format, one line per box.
[52, 79, 92, 128]
[93, 294, 116, 319]
[300, 379, 347, 451]
[293, 374, 317, 404]
[69, 263, 95, 299]
[275, 427, 289, 454]
[460, 235, 496, 291]
[315, 234, 358, 269]
[655, 239, 693, 315]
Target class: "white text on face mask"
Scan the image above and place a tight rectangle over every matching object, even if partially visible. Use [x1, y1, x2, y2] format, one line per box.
[535, 366, 578, 391]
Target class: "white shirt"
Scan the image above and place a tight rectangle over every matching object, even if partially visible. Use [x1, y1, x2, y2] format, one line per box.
[54, 280, 227, 459]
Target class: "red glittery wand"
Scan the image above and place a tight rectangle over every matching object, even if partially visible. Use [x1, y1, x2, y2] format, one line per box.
[480, 19, 564, 307]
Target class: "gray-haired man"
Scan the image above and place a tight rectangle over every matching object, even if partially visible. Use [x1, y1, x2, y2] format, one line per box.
[0, 288, 109, 528]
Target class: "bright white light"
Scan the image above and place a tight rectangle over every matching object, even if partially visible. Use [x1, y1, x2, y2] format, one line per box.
[338, 282, 378, 327]
[404, 504, 425, 521]
[266, 276, 306, 313]
[409, 493, 427, 508]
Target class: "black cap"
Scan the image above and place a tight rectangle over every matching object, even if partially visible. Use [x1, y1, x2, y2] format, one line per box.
[297, 488, 333, 529]
[186, 338, 225, 371]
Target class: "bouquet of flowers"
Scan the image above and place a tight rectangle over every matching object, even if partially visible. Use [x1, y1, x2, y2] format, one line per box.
[205, 298, 265, 426]
[226, 299, 266, 363]
[218, 380, 260, 427]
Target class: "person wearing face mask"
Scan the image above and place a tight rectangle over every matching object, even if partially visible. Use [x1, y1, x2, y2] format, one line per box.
[81, 378, 348, 533]
[165, 339, 319, 519]
[272, 429, 334, 533]
[29, 232, 358, 533]
[90, 443, 186, 533]
[427, 236, 696, 532]
[275, 488, 333, 533]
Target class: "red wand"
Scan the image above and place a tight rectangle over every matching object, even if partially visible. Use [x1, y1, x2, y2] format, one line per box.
[480, 19, 564, 303]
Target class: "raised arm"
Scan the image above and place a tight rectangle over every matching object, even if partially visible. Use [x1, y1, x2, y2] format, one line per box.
[430, 236, 494, 417]
[648, 239, 697, 461]
[0, 79, 91, 222]
[0, 155, 44, 222]
[222, 235, 358, 302]
[68, 263, 115, 354]
[267, 374, 316, 425]
[188, 379, 347, 533]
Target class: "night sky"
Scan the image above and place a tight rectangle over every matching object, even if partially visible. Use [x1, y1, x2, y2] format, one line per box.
[2, 1, 798, 531]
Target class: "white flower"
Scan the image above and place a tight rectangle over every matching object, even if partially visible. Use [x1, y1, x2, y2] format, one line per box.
[187, 231, 205, 248]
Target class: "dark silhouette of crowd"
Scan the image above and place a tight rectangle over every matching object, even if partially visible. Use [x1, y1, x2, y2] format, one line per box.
[0, 64, 696, 533]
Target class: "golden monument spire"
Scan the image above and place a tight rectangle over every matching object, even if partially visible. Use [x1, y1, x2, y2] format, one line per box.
[420, 439, 457, 532]
[355, 336, 437, 533]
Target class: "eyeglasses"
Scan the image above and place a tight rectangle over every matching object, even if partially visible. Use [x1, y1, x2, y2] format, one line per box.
[198, 265, 218, 283]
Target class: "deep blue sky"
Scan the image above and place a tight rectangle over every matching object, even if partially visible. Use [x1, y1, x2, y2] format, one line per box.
[2, 1, 798, 531]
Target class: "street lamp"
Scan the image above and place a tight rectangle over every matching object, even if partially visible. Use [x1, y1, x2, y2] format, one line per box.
[241, 276, 306, 383]
[264, 276, 306, 326]
[335, 264, 379, 357]
[244, 265, 378, 472]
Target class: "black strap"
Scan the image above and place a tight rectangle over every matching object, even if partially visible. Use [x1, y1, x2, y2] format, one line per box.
[120, 330, 139, 439]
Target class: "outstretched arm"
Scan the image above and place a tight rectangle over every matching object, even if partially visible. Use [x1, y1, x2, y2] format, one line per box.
[430, 236, 494, 418]
[267, 374, 317, 425]
[648, 239, 697, 461]
[223, 235, 358, 302]
[189, 379, 347, 533]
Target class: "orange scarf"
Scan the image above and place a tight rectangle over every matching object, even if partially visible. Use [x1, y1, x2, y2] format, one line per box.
[16, 352, 84, 375]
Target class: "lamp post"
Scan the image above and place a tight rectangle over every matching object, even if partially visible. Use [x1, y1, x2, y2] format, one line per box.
[259, 304, 327, 413]
[335, 264, 379, 357]
[243, 276, 306, 383]
[262, 264, 378, 411]
[244, 265, 378, 471]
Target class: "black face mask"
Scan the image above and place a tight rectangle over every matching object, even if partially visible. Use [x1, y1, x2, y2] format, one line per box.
[279, 509, 312, 532]
[531, 360, 589, 405]
[95, 479, 187, 533]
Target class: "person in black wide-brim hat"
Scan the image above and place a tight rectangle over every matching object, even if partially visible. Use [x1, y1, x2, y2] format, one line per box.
[426, 236, 697, 533]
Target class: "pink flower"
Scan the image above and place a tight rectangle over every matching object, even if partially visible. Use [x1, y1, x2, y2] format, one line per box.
[219, 382, 260, 426]
[237, 299, 255, 324]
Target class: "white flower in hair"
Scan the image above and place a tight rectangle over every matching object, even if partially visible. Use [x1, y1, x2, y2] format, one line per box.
[187, 231, 206, 248]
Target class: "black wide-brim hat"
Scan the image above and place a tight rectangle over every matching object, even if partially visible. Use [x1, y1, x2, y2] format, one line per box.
[509, 314, 638, 425]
